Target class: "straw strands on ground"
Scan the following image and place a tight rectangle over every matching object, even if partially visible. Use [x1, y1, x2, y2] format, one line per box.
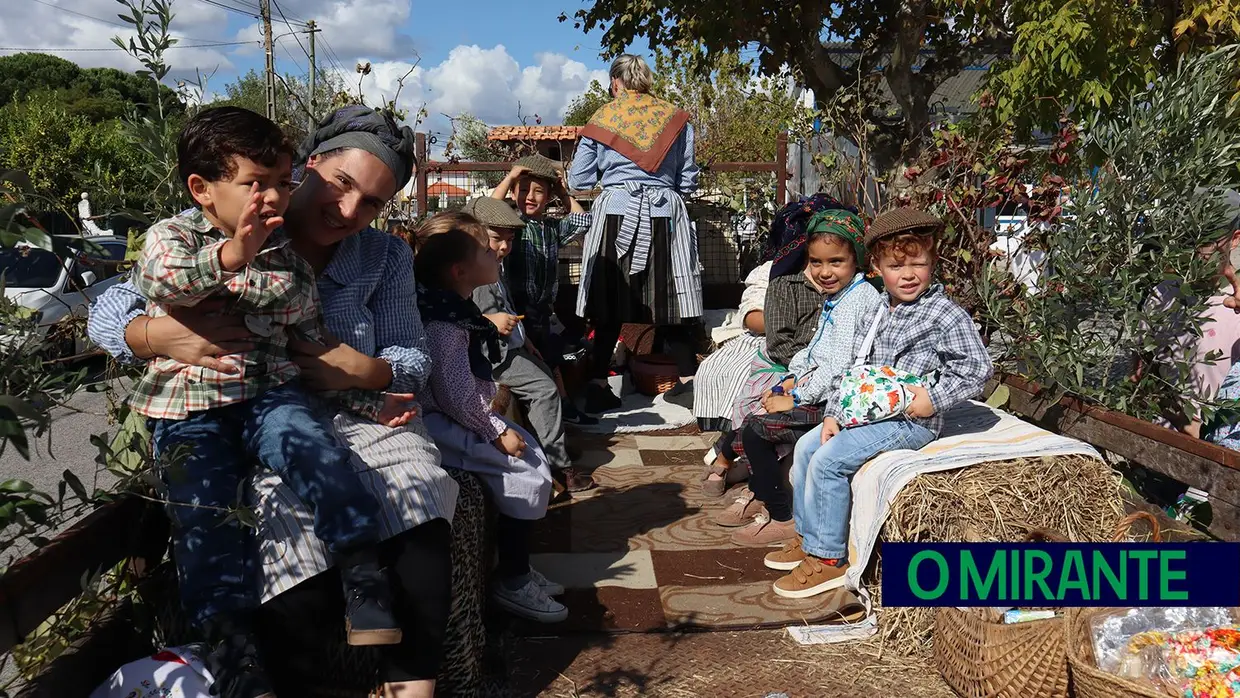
[864, 454, 1125, 657]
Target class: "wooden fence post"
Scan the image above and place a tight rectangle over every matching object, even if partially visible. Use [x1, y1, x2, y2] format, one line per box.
[775, 131, 789, 206]
[415, 132, 428, 218]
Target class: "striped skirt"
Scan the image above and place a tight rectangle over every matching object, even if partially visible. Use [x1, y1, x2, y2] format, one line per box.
[253, 411, 459, 603]
[693, 334, 765, 430]
[585, 215, 687, 325]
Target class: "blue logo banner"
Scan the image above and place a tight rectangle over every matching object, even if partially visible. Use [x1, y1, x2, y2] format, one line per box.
[881, 542, 1240, 607]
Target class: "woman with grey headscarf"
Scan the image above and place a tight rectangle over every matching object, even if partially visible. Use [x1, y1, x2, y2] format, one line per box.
[88, 106, 458, 698]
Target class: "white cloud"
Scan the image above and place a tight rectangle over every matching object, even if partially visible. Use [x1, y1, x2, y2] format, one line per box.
[0, 0, 238, 77]
[244, 0, 414, 61]
[353, 44, 606, 145]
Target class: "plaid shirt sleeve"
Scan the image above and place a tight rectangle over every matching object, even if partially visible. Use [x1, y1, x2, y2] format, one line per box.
[762, 278, 801, 368]
[926, 304, 994, 414]
[133, 218, 234, 306]
[557, 212, 592, 245]
[374, 238, 432, 394]
[86, 279, 148, 365]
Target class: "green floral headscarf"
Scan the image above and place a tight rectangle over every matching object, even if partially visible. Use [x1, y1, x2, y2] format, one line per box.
[805, 209, 867, 269]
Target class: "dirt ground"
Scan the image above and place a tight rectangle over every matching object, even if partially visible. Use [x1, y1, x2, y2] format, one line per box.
[498, 629, 958, 698]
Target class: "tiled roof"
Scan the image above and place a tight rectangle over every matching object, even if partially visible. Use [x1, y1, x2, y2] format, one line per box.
[426, 181, 471, 197]
[488, 125, 583, 142]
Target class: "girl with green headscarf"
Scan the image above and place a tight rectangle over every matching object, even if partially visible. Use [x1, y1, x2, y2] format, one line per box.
[710, 209, 886, 548]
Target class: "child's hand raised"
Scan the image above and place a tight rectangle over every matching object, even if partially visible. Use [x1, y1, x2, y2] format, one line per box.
[906, 385, 936, 418]
[377, 392, 417, 427]
[221, 183, 283, 271]
[494, 427, 526, 457]
[820, 417, 841, 444]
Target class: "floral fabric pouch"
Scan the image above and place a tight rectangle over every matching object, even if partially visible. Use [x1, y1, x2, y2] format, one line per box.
[836, 306, 924, 428]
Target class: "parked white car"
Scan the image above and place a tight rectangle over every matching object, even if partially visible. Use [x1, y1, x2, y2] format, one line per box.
[1, 236, 130, 356]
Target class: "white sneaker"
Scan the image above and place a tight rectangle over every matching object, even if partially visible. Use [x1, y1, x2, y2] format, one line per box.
[528, 567, 565, 596]
[492, 579, 568, 623]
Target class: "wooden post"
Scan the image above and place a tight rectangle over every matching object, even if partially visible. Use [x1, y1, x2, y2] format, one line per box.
[259, 0, 276, 121]
[775, 131, 789, 206]
[415, 132, 428, 218]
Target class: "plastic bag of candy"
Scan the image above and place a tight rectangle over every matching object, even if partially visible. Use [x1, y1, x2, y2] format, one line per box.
[1091, 608, 1237, 674]
[1120, 627, 1240, 697]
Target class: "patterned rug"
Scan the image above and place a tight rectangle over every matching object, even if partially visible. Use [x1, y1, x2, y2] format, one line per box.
[527, 432, 866, 633]
[573, 375, 696, 435]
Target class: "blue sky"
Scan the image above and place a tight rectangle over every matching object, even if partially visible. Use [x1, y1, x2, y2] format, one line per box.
[3, 0, 628, 134]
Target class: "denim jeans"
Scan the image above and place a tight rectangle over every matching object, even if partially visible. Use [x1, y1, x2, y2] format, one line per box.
[791, 418, 935, 560]
[152, 382, 381, 625]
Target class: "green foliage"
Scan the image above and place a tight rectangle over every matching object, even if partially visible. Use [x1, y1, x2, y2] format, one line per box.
[211, 68, 350, 145]
[979, 47, 1240, 424]
[0, 171, 96, 572]
[971, 0, 1163, 140]
[0, 92, 149, 214]
[563, 79, 610, 126]
[1175, 0, 1240, 54]
[0, 52, 183, 122]
[441, 113, 539, 188]
[112, 0, 194, 223]
[651, 50, 804, 166]
[0, 2, 190, 689]
[564, 0, 1007, 169]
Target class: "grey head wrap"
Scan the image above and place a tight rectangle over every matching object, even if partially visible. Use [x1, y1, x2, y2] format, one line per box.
[299, 105, 417, 190]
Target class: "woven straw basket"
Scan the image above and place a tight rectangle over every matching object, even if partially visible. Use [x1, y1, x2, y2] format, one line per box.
[630, 354, 679, 396]
[934, 512, 1162, 698]
[1064, 509, 1170, 698]
[935, 601, 1069, 697]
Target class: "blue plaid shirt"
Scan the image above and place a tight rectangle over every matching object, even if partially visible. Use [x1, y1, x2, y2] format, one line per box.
[824, 284, 993, 435]
[87, 228, 433, 394]
[506, 213, 591, 326]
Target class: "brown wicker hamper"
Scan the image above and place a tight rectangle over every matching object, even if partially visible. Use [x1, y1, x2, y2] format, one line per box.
[933, 513, 1162, 698]
[935, 605, 1069, 698]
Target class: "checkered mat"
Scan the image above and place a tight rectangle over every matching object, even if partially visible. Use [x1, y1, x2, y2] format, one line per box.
[527, 433, 866, 633]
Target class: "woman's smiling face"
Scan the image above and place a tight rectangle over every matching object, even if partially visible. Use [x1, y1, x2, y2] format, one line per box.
[288, 148, 398, 247]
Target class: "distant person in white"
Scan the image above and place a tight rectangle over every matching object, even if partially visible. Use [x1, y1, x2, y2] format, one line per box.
[78, 192, 114, 237]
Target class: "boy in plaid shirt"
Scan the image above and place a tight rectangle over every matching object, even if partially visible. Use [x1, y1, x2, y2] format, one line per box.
[132, 107, 404, 698]
[763, 208, 993, 599]
[491, 154, 595, 427]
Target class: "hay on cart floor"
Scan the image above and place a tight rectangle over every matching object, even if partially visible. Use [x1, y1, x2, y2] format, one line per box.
[864, 454, 1125, 657]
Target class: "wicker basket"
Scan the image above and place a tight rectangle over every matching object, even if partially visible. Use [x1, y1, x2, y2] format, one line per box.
[1064, 511, 1167, 698]
[933, 512, 1163, 698]
[935, 606, 1069, 698]
[1065, 606, 1168, 698]
[630, 353, 679, 396]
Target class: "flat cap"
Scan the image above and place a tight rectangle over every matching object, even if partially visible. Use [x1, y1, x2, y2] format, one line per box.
[512, 154, 561, 182]
[865, 207, 944, 247]
[461, 196, 525, 229]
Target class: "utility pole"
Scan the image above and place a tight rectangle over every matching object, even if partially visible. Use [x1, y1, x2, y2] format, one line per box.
[306, 20, 320, 132]
[260, 0, 276, 120]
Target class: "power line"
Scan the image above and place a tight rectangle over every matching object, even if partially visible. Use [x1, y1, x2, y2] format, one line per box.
[189, 0, 260, 20]
[268, 0, 307, 25]
[275, 36, 307, 76]
[23, 0, 223, 42]
[318, 35, 345, 74]
[0, 40, 261, 52]
[270, 0, 310, 62]
[318, 34, 348, 76]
